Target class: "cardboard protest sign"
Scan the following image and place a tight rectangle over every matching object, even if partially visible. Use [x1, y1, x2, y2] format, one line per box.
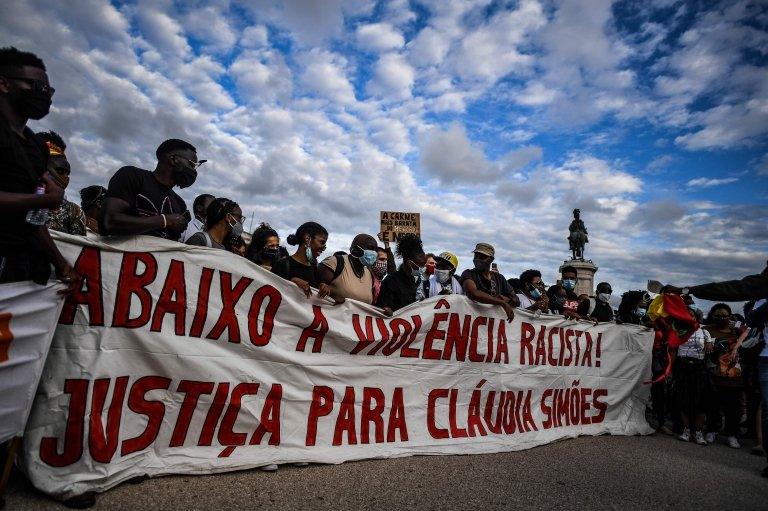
[380, 211, 420, 243]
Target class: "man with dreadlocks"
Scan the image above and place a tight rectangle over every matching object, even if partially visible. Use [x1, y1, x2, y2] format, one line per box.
[376, 233, 427, 315]
[38, 131, 86, 235]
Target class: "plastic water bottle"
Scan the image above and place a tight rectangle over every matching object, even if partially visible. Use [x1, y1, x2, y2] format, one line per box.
[26, 183, 49, 225]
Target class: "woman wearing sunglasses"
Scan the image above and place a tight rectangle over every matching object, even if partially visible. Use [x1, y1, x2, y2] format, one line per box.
[38, 131, 86, 236]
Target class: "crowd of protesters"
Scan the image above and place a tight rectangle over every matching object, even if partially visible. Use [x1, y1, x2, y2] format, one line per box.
[2, 46, 768, 506]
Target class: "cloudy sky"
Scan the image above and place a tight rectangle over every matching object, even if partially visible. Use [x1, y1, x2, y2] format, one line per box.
[2, 0, 766, 300]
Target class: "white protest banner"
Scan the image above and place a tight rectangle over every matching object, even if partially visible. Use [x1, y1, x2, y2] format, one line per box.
[20, 233, 653, 499]
[0, 281, 65, 444]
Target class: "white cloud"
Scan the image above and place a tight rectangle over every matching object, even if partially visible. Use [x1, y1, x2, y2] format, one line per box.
[646, 154, 675, 173]
[652, 2, 768, 150]
[230, 50, 293, 104]
[515, 82, 558, 106]
[686, 177, 739, 188]
[183, 6, 238, 52]
[134, 8, 191, 59]
[407, 27, 451, 67]
[300, 50, 357, 105]
[369, 118, 411, 157]
[241, 25, 269, 48]
[277, 0, 345, 46]
[420, 123, 494, 183]
[367, 53, 415, 100]
[356, 23, 404, 52]
[675, 100, 768, 150]
[451, 0, 546, 83]
[554, 155, 642, 195]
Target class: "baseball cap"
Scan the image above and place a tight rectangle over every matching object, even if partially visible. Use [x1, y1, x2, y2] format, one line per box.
[472, 243, 495, 258]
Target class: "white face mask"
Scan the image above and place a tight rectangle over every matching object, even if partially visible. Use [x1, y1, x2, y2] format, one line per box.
[435, 269, 452, 284]
[598, 292, 611, 303]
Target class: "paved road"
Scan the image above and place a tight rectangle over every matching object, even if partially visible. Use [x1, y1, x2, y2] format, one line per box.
[5, 434, 768, 510]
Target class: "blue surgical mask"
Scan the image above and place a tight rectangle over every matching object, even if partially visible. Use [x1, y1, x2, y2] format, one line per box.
[563, 279, 576, 291]
[359, 249, 377, 267]
[634, 307, 646, 317]
[530, 287, 542, 299]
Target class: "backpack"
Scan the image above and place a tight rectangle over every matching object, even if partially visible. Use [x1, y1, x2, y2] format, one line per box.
[332, 254, 345, 281]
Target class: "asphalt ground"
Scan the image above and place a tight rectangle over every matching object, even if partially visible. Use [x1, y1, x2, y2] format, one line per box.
[5, 433, 768, 511]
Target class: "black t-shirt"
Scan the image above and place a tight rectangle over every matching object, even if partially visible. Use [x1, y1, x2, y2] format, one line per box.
[460, 269, 514, 298]
[577, 298, 614, 322]
[0, 122, 47, 251]
[376, 268, 418, 312]
[271, 256, 319, 288]
[105, 166, 188, 241]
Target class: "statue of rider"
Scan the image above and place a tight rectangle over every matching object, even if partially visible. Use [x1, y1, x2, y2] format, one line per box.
[568, 208, 588, 260]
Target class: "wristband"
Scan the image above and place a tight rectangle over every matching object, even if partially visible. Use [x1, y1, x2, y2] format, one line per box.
[161, 214, 167, 229]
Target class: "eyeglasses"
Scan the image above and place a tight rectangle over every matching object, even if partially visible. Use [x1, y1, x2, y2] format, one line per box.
[174, 155, 207, 169]
[2, 75, 55, 96]
[228, 212, 245, 223]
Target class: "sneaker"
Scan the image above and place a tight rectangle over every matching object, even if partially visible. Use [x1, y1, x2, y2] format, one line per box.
[726, 436, 741, 449]
[62, 492, 96, 509]
[658, 425, 675, 436]
[705, 432, 716, 444]
[677, 428, 690, 442]
[694, 431, 708, 446]
[259, 464, 279, 472]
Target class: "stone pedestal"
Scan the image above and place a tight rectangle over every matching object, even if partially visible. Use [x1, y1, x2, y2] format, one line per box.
[559, 259, 598, 297]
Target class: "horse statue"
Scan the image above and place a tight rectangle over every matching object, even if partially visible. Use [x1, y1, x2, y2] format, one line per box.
[568, 209, 588, 260]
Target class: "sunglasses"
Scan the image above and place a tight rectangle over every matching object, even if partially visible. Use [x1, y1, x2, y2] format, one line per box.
[3, 75, 55, 95]
[173, 155, 207, 169]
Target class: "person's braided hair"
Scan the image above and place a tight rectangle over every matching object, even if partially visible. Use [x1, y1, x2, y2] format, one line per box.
[204, 198, 239, 230]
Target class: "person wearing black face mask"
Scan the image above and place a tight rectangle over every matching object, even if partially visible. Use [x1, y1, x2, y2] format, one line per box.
[460, 243, 518, 322]
[101, 139, 202, 241]
[703, 303, 744, 448]
[246, 222, 287, 271]
[376, 233, 427, 315]
[0, 47, 79, 291]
